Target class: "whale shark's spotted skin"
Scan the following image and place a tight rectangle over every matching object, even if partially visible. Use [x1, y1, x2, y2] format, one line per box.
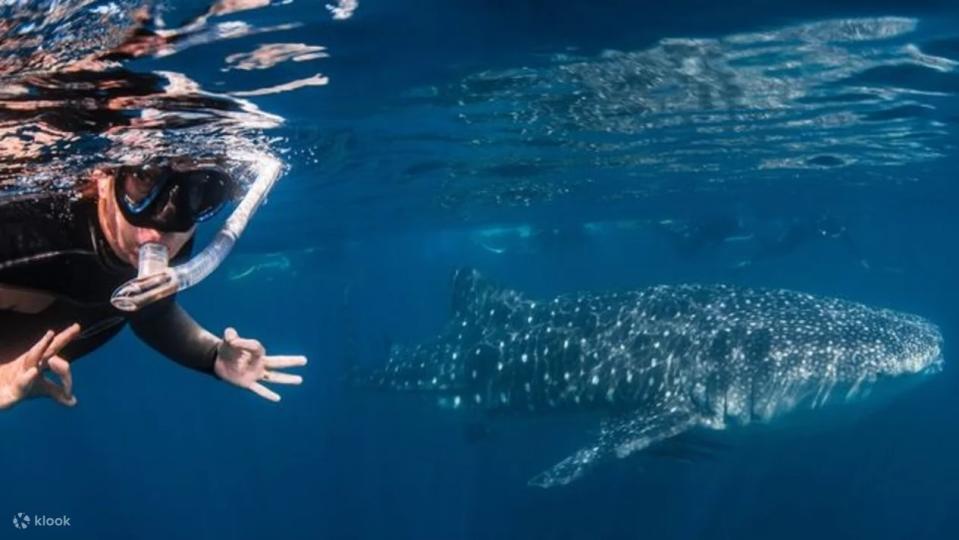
[365, 269, 943, 487]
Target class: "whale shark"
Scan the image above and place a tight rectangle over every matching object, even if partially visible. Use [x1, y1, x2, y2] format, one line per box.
[360, 269, 943, 487]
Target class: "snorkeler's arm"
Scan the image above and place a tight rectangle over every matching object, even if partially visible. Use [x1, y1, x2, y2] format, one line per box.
[129, 298, 221, 375]
[130, 298, 308, 400]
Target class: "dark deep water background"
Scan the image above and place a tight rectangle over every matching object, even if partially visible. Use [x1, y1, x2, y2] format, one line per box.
[4, 0, 959, 539]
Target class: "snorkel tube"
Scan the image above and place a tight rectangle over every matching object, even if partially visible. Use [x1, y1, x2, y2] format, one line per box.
[110, 154, 282, 312]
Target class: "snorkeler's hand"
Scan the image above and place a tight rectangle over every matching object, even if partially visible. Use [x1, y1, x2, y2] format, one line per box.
[213, 327, 307, 402]
[0, 324, 80, 410]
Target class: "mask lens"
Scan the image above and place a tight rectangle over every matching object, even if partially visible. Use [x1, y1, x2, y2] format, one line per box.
[114, 162, 233, 232]
[118, 165, 166, 213]
[183, 170, 230, 222]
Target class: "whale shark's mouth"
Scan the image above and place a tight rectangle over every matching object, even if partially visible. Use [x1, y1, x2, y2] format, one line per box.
[921, 348, 944, 375]
[914, 324, 944, 375]
[874, 312, 944, 376]
[896, 339, 944, 376]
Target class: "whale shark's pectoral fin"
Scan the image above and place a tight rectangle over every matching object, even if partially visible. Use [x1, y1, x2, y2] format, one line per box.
[528, 409, 698, 488]
[527, 445, 603, 489]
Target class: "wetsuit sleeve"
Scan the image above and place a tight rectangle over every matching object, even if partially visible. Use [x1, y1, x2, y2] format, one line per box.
[128, 298, 221, 376]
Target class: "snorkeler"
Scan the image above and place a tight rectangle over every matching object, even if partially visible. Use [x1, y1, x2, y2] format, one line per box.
[0, 157, 307, 410]
[752, 214, 868, 268]
[658, 213, 869, 268]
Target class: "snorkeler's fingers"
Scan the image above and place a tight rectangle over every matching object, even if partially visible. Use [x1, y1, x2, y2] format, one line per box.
[37, 377, 76, 407]
[21, 361, 75, 407]
[14, 366, 40, 395]
[232, 337, 265, 356]
[43, 324, 81, 359]
[248, 382, 281, 402]
[264, 355, 308, 369]
[262, 371, 302, 385]
[23, 330, 54, 371]
[223, 328, 265, 354]
[47, 356, 74, 402]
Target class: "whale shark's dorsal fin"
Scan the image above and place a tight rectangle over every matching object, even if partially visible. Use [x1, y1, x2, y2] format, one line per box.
[450, 268, 523, 319]
[451, 267, 494, 315]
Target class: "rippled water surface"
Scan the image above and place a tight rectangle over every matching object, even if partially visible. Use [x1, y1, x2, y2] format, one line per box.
[2, 1, 959, 539]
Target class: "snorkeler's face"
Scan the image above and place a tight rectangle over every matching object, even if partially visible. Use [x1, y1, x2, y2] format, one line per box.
[96, 173, 195, 267]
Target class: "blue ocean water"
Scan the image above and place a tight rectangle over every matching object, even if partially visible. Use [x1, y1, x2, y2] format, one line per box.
[2, 0, 959, 538]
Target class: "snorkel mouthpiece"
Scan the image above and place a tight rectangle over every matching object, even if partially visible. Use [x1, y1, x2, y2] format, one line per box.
[111, 154, 283, 312]
[109, 243, 177, 312]
[138, 243, 169, 276]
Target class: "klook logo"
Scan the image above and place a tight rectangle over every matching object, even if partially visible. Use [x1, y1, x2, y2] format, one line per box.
[11, 513, 70, 530]
[11, 513, 29, 529]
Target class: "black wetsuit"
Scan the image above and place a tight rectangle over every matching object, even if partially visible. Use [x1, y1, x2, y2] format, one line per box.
[0, 192, 219, 373]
